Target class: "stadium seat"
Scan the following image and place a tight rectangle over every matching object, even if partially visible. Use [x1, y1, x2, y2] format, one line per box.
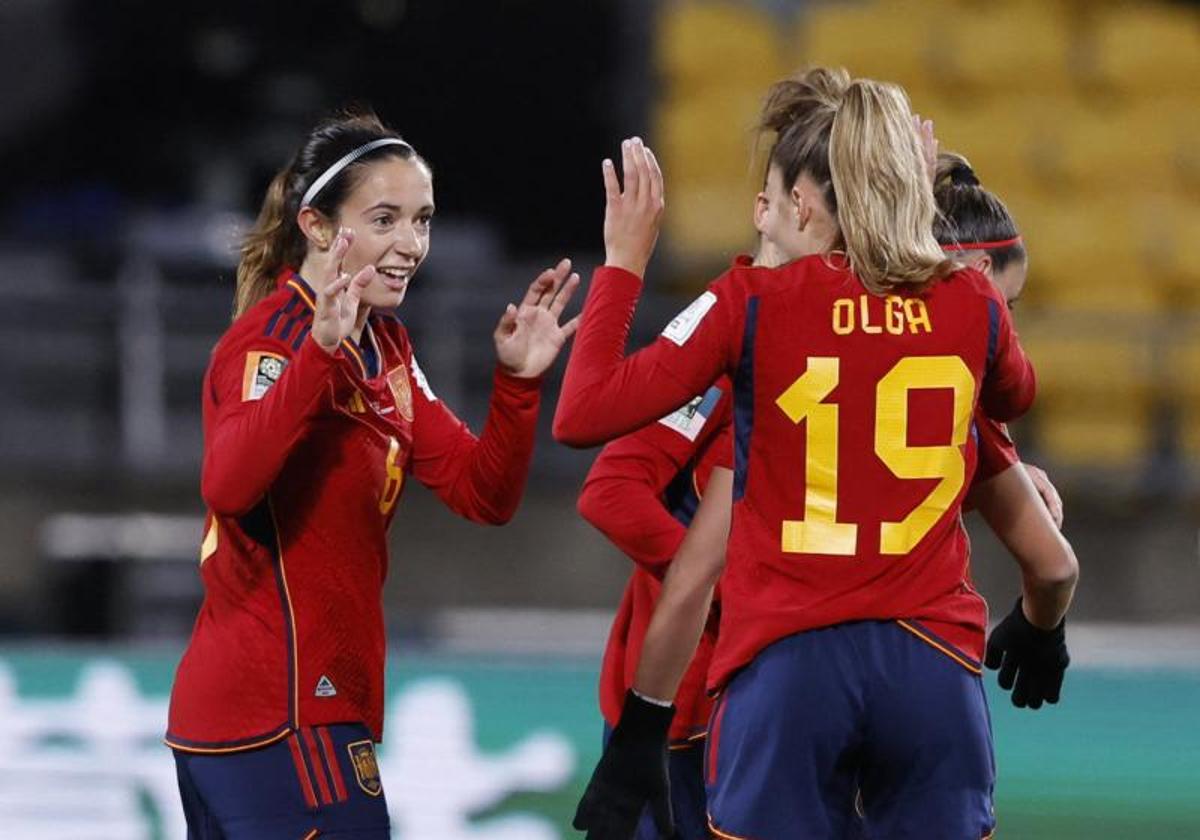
[658, 2, 786, 91]
[937, 3, 1075, 96]
[793, 2, 937, 96]
[1085, 4, 1200, 96]
[1021, 328, 1155, 467]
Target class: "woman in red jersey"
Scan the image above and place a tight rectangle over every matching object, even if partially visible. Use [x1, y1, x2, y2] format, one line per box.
[576, 149, 1076, 840]
[561, 68, 1077, 840]
[165, 111, 579, 839]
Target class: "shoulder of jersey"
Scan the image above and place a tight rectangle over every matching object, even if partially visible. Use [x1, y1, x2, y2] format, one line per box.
[216, 283, 314, 360]
[728, 253, 842, 289]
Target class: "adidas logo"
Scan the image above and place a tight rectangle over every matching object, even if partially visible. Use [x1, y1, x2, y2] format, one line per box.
[315, 675, 337, 698]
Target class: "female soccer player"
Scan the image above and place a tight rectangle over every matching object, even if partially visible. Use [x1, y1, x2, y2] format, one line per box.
[165, 111, 579, 839]
[560, 68, 1077, 839]
[575, 148, 1075, 839]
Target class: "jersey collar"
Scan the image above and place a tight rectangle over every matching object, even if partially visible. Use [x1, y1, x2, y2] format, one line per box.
[276, 267, 370, 378]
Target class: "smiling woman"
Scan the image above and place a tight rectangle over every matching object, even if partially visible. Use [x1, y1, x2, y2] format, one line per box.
[165, 110, 580, 839]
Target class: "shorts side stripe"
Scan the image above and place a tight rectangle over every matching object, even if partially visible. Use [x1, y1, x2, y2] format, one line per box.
[895, 620, 983, 674]
[302, 727, 334, 805]
[707, 692, 729, 785]
[316, 727, 348, 803]
[707, 813, 760, 840]
[287, 734, 319, 809]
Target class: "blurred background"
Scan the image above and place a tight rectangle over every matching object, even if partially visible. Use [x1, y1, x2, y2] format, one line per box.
[0, 0, 1197, 837]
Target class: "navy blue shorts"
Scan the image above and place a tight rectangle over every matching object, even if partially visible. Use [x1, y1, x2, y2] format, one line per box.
[705, 621, 995, 840]
[173, 723, 390, 839]
[603, 725, 709, 839]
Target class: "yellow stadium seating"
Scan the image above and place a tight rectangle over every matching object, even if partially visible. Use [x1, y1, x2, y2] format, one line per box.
[792, 2, 938, 96]
[658, 1, 786, 91]
[936, 3, 1075, 96]
[1021, 328, 1155, 466]
[1170, 334, 1200, 460]
[1086, 4, 1200, 96]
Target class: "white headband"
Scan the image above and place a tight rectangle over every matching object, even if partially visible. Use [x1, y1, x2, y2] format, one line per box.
[300, 137, 412, 208]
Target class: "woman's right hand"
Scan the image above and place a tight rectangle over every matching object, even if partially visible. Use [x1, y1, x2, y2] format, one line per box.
[602, 137, 665, 279]
[311, 227, 376, 354]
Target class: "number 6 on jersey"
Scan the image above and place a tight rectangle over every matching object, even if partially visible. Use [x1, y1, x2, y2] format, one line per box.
[776, 355, 975, 556]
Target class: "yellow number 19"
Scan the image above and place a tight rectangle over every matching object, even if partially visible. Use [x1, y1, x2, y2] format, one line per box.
[775, 355, 974, 556]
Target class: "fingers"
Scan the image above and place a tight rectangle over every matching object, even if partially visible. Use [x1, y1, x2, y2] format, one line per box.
[343, 264, 376, 311]
[321, 269, 353, 301]
[494, 303, 518, 340]
[649, 789, 674, 836]
[646, 145, 664, 208]
[560, 313, 582, 340]
[622, 138, 641, 204]
[548, 271, 581, 317]
[602, 158, 620, 203]
[997, 655, 1018, 691]
[984, 640, 1004, 671]
[1011, 667, 1035, 708]
[1044, 666, 1065, 705]
[331, 227, 353, 277]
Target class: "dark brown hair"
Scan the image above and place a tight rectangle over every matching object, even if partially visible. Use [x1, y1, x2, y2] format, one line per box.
[933, 152, 1025, 273]
[234, 110, 423, 318]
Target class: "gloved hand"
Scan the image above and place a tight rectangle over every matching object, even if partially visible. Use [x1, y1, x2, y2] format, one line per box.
[573, 690, 675, 839]
[985, 598, 1070, 709]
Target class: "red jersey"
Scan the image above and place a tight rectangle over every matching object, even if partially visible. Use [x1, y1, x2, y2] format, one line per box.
[974, 415, 1020, 482]
[167, 270, 541, 752]
[579, 380, 733, 743]
[554, 256, 1035, 690]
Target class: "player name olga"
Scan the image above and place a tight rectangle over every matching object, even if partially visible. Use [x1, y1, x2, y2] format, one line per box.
[831, 294, 933, 336]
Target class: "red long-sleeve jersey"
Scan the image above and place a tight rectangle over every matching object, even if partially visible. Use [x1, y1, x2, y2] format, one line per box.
[167, 270, 541, 752]
[578, 379, 732, 742]
[554, 257, 1035, 690]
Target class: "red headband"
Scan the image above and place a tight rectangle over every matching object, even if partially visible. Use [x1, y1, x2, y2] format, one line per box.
[941, 235, 1023, 251]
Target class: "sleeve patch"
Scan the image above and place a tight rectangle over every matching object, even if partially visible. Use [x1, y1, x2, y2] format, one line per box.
[657, 385, 723, 441]
[410, 354, 437, 402]
[661, 291, 717, 346]
[242, 351, 288, 401]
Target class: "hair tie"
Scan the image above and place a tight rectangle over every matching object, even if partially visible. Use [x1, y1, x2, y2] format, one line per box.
[942, 235, 1022, 251]
[301, 137, 411, 208]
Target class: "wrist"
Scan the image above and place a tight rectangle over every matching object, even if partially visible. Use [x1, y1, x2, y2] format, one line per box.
[1015, 597, 1065, 637]
[310, 333, 340, 355]
[617, 689, 675, 739]
[604, 255, 647, 279]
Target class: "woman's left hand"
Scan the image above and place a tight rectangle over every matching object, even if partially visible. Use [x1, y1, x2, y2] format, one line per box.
[494, 258, 582, 378]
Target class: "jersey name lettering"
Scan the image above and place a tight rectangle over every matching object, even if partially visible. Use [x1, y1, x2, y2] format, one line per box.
[832, 295, 932, 337]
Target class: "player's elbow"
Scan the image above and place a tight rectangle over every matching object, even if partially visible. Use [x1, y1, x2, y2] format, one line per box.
[1025, 538, 1079, 593]
[552, 404, 598, 448]
[576, 481, 607, 528]
[201, 464, 257, 518]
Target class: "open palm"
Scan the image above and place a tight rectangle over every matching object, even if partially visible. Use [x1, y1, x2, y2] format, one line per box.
[494, 258, 581, 378]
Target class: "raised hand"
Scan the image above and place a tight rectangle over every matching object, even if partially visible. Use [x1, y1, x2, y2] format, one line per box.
[912, 113, 938, 186]
[494, 258, 582, 378]
[311, 227, 376, 354]
[602, 136, 665, 278]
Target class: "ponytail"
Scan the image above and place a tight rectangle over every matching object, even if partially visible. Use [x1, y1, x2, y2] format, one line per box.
[828, 80, 952, 294]
[932, 151, 1025, 273]
[235, 167, 304, 319]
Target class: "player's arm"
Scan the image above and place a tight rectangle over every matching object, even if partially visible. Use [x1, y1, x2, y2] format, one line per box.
[973, 464, 1078, 630]
[408, 358, 541, 526]
[980, 290, 1037, 422]
[578, 399, 729, 576]
[973, 463, 1078, 709]
[201, 336, 345, 517]
[573, 466, 732, 839]
[632, 465, 732, 701]
[553, 139, 738, 448]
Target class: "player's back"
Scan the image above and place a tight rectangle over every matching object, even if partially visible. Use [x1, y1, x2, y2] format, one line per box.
[709, 254, 1033, 689]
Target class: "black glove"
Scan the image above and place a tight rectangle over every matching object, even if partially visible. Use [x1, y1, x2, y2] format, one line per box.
[573, 690, 675, 839]
[985, 598, 1070, 709]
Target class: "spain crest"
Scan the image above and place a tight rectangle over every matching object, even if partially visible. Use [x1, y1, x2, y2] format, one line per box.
[387, 364, 414, 422]
[347, 740, 383, 796]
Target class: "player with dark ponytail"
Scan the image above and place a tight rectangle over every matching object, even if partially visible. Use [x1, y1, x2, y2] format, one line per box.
[558, 67, 1074, 839]
[166, 110, 580, 838]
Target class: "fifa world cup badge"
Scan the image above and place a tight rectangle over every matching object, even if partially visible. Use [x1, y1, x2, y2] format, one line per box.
[347, 740, 383, 796]
[242, 351, 288, 401]
[387, 364, 415, 421]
